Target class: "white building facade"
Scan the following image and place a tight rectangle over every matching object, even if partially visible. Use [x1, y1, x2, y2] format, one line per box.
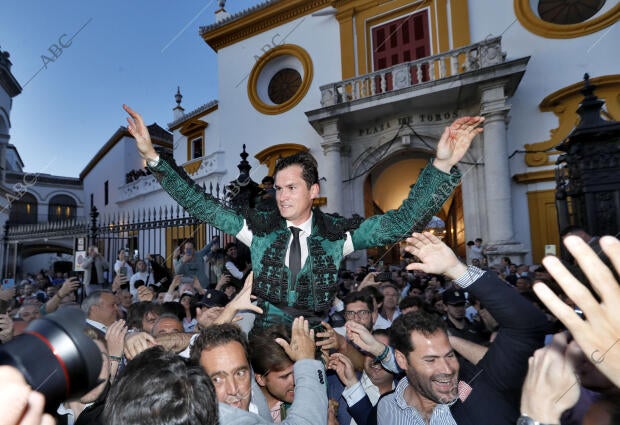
[164, 0, 618, 268]
[8, 1, 617, 276]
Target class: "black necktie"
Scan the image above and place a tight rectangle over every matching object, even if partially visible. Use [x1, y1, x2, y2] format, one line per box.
[289, 227, 301, 283]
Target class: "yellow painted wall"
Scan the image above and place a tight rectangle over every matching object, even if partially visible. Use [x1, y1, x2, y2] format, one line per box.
[527, 190, 560, 264]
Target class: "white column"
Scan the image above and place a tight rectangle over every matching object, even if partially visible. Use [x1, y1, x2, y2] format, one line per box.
[461, 127, 486, 246]
[319, 119, 343, 214]
[480, 83, 513, 243]
[479, 82, 527, 264]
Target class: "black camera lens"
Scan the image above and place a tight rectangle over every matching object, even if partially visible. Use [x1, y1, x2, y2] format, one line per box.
[0, 308, 102, 411]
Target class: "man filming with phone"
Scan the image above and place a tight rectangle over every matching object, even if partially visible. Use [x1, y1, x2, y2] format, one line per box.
[173, 237, 219, 289]
[82, 246, 109, 296]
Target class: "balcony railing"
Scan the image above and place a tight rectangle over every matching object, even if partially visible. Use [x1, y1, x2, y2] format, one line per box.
[6, 216, 89, 240]
[319, 37, 505, 107]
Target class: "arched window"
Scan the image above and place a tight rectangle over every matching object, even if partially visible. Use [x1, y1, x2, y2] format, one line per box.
[9, 193, 38, 224]
[48, 194, 77, 222]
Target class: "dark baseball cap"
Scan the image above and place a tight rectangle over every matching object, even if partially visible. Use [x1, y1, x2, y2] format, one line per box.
[442, 289, 466, 305]
[201, 289, 229, 308]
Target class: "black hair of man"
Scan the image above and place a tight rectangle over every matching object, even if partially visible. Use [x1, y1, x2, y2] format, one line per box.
[190, 323, 249, 364]
[343, 291, 374, 312]
[360, 285, 384, 306]
[162, 301, 186, 321]
[389, 312, 447, 356]
[248, 324, 292, 376]
[261, 175, 274, 184]
[372, 328, 390, 338]
[399, 295, 425, 312]
[103, 346, 219, 425]
[224, 242, 237, 252]
[273, 151, 319, 189]
[126, 301, 164, 331]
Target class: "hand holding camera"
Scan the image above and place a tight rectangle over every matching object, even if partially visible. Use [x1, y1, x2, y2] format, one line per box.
[58, 277, 80, 298]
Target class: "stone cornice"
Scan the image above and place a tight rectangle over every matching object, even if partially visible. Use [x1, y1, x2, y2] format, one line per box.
[117, 150, 226, 203]
[200, 0, 331, 51]
[168, 100, 219, 130]
[6, 171, 82, 187]
[80, 124, 172, 180]
[512, 169, 555, 184]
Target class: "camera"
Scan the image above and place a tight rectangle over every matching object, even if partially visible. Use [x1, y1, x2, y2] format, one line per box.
[0, 308, 102, 412]
[374, 271, 392, 282]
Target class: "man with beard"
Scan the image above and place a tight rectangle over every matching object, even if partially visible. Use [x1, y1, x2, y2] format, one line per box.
[378, 312, 458, 424]
[347, 232, 548, 425]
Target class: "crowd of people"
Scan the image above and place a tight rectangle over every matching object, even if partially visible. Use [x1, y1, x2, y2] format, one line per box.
[0, 109, 618, 425]
[2, 232, 619, 425]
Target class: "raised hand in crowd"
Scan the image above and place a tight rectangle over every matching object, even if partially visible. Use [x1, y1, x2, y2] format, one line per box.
[520, 332, 580, 424]
[167, 274, 182, 295]
[196, 306, 225, 329]
[404, 231, 468, 280]
[156, 332, 194, 354]
[345, 320, 385, 358]
[105, 319, 128, 381]
[124, 331, 156, 360]
[355, 271, 380, 291]
[213, 272, 263, 325]
[0, 313, 14, 344]
[106, 319, 128, 358]
[316, 320, 340, 352]
[111, 274, 128, 294]
[59, 277, 80, 296]
[433, 116, 484, 173]
[533, 235, 620, 387]
[137, 285, 154, 302]
[124, 104, 158, 161]
[44, 277, 81, 314]
[215, 273, 230, 291]
[328, 352, 359, 389]
[0, 366, 55, 425]
[275, 316, 316, 361]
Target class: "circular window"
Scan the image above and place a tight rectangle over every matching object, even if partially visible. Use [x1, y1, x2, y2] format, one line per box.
[515, 0, 619, 38]
[248, 44, 313, 115]
[268, 68, 302, 104]
[538, 0, 605, 24]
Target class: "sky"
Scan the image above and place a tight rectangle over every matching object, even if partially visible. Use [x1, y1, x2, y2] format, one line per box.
[1, 0, 265, 178]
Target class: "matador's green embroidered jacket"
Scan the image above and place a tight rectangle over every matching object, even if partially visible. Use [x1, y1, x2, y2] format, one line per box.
[148, 156, 461, 316]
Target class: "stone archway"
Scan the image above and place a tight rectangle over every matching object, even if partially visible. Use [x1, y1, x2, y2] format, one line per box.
[363, 151, 464, 266]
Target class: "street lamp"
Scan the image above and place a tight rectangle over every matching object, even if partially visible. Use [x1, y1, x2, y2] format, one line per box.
[554, 74, 620, 239]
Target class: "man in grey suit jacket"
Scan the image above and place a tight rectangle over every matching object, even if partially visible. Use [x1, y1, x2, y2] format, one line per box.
[81, 246, 109, 295]
[191, 319, 328, 425]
